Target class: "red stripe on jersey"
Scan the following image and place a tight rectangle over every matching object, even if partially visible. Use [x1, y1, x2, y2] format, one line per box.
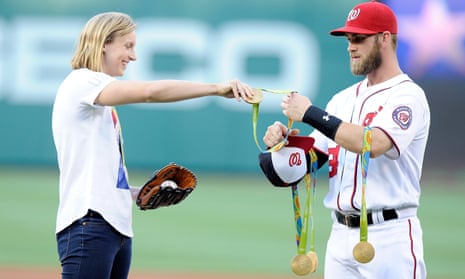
[350, 155, 360, 211]
[355, 81, 363, 97]
[356, 80, 412, 123]
[408, 219, 418, 279]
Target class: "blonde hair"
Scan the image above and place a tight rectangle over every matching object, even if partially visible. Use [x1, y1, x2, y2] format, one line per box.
[71, 12, 136, 71]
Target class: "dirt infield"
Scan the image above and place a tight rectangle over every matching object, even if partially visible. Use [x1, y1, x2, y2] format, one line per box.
[0, 267, 316, 279]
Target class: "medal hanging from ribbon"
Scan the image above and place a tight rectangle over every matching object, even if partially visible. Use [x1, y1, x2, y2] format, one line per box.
[289, 149, 318, 276]
[353, 127, 375, 263]
[248, 89, 319, 275]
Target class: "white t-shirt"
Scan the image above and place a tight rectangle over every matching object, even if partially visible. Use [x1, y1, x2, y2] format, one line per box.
[312, 74, 430, 212]
[52, 68, 133, 237]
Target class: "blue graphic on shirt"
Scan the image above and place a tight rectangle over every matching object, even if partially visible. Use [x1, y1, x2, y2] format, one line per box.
[112, 108, 130, 190]
[117, 156, 130, 189]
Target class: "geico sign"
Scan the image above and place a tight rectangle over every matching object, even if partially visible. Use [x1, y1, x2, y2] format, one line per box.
[0, 17, 319, 112]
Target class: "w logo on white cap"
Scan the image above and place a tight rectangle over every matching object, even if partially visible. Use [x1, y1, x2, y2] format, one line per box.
[347, 8, 360, 21]
[288, 152, 302, 167]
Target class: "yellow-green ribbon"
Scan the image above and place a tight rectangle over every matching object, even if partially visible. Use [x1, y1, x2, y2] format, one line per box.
[295, 149, 318, 255]
[251, 88, 295, 152]
[360, 127, 372, 241]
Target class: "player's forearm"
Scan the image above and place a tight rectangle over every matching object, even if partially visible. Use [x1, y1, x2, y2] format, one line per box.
[334, 123, 393, 157]
[302, 106, 392, 157]
[333, 123, 364, 153]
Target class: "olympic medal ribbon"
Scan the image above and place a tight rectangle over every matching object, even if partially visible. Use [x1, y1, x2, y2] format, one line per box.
[353, 127, 375, 264]
[291, 184, 302, 247]
[360, 127, 372, 241]
[296, 149, 318, 255]
[305, 149, 319, 273]
[250, 88, 295, 153]
[290, 149, 319, 275]
[308, 149, 318, 253]
[248, 88, 320, 274]
[297, 174, 311, 255]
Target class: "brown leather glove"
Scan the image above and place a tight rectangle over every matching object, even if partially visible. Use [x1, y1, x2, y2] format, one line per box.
[136, 163, 197, 210]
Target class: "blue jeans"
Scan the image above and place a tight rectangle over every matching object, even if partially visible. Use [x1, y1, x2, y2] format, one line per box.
[56, 210, 132, 279]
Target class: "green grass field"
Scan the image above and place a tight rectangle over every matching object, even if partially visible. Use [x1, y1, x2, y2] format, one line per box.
[0, 166, 464, 278]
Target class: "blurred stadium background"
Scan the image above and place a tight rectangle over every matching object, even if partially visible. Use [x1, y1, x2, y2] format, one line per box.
[0, 0, 464, 278]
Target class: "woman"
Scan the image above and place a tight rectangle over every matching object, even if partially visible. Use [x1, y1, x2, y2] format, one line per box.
[52, 12, 254, 279]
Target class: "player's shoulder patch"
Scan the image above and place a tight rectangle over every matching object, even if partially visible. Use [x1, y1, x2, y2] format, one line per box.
[392, 106, 412, 130]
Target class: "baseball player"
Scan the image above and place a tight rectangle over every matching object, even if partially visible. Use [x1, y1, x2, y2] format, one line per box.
[263, 1, 430, 278]
[52, 12, 254, 279]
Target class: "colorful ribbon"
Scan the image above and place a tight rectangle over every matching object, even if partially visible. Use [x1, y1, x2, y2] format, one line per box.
[293, 149, 318, 255]
[360, 127, 372, 241]
[248, 88, 318, 255]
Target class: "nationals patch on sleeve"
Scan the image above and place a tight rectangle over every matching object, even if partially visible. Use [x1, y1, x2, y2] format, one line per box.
[392, 106, 412, 130]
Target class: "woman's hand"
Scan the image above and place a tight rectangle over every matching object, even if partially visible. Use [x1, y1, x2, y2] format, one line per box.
[217, 79, 255, 102]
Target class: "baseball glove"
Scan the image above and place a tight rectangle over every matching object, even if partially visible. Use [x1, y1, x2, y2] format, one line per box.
[136, 163, 197, 210]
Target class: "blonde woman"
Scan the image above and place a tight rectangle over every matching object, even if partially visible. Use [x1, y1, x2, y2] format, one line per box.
[52, 12, 254, 279]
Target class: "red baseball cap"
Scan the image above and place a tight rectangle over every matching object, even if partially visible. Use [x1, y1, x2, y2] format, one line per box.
[330, 1, 397, 36]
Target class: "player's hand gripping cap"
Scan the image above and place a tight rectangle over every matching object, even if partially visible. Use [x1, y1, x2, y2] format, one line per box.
[136, 163, 197, 210]
[258, 135, 315, 187]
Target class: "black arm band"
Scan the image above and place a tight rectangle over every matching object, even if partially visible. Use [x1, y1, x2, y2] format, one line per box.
[302, 106, 342, 140]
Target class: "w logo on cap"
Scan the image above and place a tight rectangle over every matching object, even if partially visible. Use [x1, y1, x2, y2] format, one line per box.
[289, 152, 302, 167]
[347, 8, 360, 21]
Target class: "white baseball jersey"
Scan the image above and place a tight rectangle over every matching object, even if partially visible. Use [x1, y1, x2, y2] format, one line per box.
[312, 73, 429, 278]
[312, 74, 430, 212]
[52, 68, 134, 237]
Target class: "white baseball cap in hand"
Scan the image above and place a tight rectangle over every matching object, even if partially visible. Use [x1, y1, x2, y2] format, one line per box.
[258, 135, 315, 187]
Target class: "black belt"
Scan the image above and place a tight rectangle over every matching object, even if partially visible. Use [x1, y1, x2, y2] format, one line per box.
[335, 209, 398, 228]
[86, 209, 103, 219]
